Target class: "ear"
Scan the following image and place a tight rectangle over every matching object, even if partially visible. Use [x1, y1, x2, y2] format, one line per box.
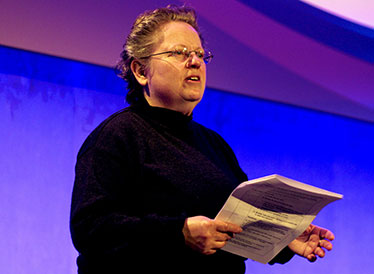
[130, 60, 148, 87]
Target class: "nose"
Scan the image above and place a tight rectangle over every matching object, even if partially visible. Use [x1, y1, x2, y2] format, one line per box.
[186, 52, 202, 68]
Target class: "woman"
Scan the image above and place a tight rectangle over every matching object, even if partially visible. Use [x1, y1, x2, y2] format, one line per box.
[70, 5, 334, 274]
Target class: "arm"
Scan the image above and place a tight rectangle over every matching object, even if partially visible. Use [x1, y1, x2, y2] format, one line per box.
[70, 123, 187, 256]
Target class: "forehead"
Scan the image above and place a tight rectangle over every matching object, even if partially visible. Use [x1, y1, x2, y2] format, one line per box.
[155, 21, 202, 50]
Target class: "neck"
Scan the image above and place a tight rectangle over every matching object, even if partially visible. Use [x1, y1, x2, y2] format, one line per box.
[144, 94, 196, 116]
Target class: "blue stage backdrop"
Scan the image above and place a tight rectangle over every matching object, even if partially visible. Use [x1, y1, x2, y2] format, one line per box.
[0, 45, 373, 274]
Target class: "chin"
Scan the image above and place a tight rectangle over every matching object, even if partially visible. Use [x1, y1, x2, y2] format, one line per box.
[185, 90, 204, 101]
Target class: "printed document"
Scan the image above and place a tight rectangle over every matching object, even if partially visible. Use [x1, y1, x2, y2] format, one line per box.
[215, 174, 343, 263]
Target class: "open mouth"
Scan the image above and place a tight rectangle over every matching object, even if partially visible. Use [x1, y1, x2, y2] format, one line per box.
[186, 76, 200, 82]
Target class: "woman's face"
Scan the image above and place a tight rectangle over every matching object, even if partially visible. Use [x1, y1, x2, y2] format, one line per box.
[142, 21, 207, 115]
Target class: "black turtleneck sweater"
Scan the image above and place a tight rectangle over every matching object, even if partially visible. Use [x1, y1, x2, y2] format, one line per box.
[70, 101, 292, 273]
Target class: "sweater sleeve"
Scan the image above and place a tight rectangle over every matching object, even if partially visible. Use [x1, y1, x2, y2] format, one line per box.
[268, 246, 295, 265]
[69, 118, 187, 258]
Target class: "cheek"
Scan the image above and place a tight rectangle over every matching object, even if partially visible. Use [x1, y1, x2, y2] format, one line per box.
[153, 63, 181, 81]
[148, 66, 181, 92]
[201, 64, 207, 76]
[201, 69, 207, 85]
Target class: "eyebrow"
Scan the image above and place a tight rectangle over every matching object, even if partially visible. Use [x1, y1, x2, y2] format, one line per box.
[171, 44, 204, 51]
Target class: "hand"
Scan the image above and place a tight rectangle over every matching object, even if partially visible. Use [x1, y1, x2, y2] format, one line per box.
[288, 224, 335, 262]
[182, 216, 242, 255]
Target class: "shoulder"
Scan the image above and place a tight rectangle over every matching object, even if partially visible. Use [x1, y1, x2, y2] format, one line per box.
[190, 120, 248, 182]
[77, 107, 145, 159]
[189, 121, 240, 162]
[190, 121, 231, 148]
[97, 107, 144, 133]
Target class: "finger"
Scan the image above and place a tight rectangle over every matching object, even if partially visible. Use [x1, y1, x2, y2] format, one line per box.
[206, 239, 227, 254]
[307, 254, 317, 262]
[204, 249, 217, 255]
[214, 232, 232, 242]
[319, 227, 335, 241]
[314, 247, 326, 258]
[215, 221, 242, 233]
[201, 239, 226, 255]
[214, 240, 227, 249]
[200, 238, 225, 255]
[319, 239, 333, 251]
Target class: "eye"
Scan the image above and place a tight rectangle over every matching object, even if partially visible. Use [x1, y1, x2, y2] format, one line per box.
[173, 47, 187, 56]
[197, 50, 204, 59]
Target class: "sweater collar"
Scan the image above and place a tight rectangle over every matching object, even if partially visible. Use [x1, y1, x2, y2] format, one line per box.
[130, 97, 193, 129]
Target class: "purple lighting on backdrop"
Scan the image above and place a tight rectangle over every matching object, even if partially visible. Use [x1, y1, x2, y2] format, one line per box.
[1, 0, 373, 122]
[184, 0, 374, 110]
[1, 45, 374, 274]
[1, 1, 374, 273]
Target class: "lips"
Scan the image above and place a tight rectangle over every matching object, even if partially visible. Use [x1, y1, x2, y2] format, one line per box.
[186, 75, 201, 82]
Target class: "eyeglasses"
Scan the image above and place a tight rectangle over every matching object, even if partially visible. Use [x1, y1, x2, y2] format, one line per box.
[140, 47, 213, 64]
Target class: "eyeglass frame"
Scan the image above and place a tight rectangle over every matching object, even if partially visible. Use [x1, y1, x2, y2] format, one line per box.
[139, 47, 213, 64]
